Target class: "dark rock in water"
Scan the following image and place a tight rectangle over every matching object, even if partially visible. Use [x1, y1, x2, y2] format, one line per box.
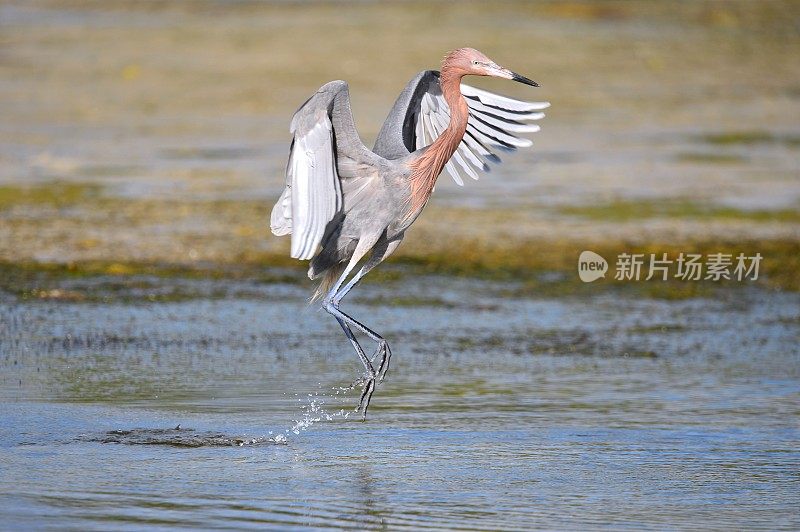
[79, 427, 283, 447]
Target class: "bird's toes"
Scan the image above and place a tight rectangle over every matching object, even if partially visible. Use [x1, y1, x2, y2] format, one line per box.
[377, 344, 392, 382]
[355, 375, 376, 419]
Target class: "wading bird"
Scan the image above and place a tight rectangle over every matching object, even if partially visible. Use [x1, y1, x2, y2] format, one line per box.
[271, 48, 547, 418]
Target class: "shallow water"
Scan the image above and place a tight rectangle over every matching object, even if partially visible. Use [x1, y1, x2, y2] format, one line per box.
[2, 276, 799, 529]
[1, 1, 799, 529]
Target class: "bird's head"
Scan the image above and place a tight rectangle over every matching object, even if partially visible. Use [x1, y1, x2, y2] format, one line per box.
[442, 47, 539, 87]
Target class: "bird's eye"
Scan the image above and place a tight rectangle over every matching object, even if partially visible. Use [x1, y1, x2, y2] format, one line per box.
[472, 60, 480, 65]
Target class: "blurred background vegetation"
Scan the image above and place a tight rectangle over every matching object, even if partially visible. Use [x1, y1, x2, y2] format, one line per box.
[1, 0, 798, 298]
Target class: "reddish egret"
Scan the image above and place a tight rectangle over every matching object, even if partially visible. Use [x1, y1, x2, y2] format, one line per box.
[271, 48, 547, 418]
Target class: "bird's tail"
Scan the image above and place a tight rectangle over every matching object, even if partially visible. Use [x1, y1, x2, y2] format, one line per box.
[310, 262, 345, 303]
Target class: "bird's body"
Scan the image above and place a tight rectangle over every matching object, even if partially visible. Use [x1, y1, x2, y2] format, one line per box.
[271, 48, 547, 417]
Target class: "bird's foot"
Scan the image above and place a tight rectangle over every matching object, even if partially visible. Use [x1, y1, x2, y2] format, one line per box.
[350, 341, 391, 420]
[371, 340, 392, 383]
[355, 371, 376, 421]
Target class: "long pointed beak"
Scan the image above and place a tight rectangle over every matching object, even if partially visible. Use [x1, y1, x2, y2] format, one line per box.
[493, 64, 539, 87]
[510, 71, 539, 87]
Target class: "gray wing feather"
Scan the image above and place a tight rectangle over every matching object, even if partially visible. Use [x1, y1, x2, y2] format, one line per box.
[373, 70, 441, 160]
[271, 80, 378, 261]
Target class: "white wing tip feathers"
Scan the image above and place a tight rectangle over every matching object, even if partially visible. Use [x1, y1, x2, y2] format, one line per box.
[273, 110, 342, 261]
[417, 82, 548, 186]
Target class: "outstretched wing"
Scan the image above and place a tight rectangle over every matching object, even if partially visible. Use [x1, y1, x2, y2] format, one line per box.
[271, 81, 380, 260]
[373, 70, 548, 186]
[270, 117, 341, 260]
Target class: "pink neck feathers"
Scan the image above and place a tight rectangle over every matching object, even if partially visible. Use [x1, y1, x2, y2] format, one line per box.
[405, 66, 469, 217]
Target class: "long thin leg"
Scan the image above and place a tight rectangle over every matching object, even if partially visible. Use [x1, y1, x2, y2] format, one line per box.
[325, 303, 381, 417]
[326, 303, 390, 381]
[334, 316, 372, 375]
[328, 280, 377, 413]
[322, 238, 381, 418]
[325, 259, 371, 372]
[331, 265, 366, 307]
[332, 238, 401, 305]
[333, 316, 375, 410]
[327, 302, 383, 341]
[322, 237, 403, 418]
[330, 239, 401, 382]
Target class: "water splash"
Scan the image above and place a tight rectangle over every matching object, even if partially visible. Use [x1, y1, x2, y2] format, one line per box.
[284, 381, 360, 437]
[288, 393, 350, 435]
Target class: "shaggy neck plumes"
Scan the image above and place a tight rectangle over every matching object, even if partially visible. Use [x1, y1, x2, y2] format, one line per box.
[405, 61, 470, 218]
